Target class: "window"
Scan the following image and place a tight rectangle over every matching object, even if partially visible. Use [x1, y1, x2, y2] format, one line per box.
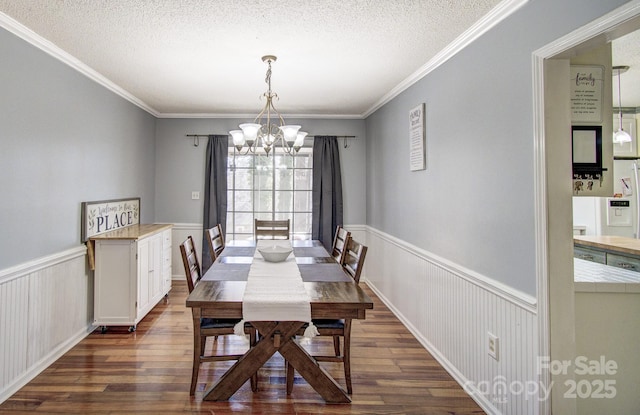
[226, 147, 313, 240]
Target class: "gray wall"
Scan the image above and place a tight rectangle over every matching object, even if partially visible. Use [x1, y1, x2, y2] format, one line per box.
[366, 0, 629, 296]
[0, 27, 157, 270]
[154, 118, 366, 225]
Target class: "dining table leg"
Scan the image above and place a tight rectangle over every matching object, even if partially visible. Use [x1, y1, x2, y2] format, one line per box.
[254, 322, 351, 404]
[276, 332, 351, 403]
[202, 320, 351, 403]
[203, 321, 300, 401]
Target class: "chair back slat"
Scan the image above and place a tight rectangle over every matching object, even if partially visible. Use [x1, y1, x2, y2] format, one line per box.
[180, 236, 202, 293]
[254, 219, 290, 240]
[331, 226, 351, 264]
[206, 224, 225, 262]
[342, 238, 367, 284]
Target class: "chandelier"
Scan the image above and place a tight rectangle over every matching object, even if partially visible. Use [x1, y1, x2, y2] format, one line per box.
[229, 55, 307, 156]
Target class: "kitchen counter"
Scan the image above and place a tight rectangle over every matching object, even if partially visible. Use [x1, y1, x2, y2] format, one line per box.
[574, 235, 640, 256]
[574, 258, 640, 292]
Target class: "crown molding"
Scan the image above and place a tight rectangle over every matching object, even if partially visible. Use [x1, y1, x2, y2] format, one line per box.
[362, 0, 530, 118]
[156, 112, 364, 119]
[0, 12, 160, 117]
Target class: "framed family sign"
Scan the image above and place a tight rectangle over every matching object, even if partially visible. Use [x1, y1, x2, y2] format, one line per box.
[409, 103, 426, 171]
[81, 197, 140, 242]
[570, 65, 604, 123]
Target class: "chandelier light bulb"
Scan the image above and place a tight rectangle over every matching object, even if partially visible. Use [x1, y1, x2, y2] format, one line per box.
[294, 131, 308, 151]
[230, 130, 245, 150]
[279, 125, 301, 145]
[239, 123, 261, 147]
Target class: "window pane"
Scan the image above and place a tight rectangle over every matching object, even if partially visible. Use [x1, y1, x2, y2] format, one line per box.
[234, 169, 253, 190]
[275, 212, 292, 221]
[255, 212, 273, 222]
[255, 154, 272, 169]
[255, 167, 273, 188]
[235, 190, 253, 211]
[275, 191, 293, 213]
[234, 212, 254, 235]
[294, 153, 312, 168]
[294, 169, 312, 190]
[275, 154, 293, 169]
[294, 190, 312, 211]
[293, 212, 312, 237]
[255, 188, 273, 213]
[232, 154, 254, 168]
[275, 168, 293, 190]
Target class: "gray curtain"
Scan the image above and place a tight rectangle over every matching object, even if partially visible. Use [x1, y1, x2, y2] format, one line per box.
[202, 135, 228, 272]
[312, 136, 343, 251]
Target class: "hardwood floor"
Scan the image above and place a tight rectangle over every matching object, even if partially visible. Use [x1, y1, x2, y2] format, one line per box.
[0, 281, 485, 414]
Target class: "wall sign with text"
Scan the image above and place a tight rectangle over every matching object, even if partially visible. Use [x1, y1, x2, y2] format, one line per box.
[409, 103, 426, 171]
[570, 65, 604, 123]
[81, 197, 140, 241]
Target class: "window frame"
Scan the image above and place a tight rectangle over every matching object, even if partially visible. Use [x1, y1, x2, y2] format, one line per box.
[226, 145, 313, 241]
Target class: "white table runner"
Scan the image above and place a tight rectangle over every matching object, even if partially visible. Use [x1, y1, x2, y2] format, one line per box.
[234, 240, 318, 338]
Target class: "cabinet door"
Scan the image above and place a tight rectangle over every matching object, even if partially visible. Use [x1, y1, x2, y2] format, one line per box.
[94, 240, 137, 325]
[151, 233, 163, 301]
[162, 229, 172, 294]
[137, 238, 151, 314]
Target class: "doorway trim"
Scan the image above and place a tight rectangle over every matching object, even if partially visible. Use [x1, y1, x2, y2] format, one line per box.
[533, 1, 640, 414]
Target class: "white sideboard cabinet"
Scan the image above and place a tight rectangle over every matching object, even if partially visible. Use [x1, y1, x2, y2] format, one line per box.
[91, 224, 173, 332]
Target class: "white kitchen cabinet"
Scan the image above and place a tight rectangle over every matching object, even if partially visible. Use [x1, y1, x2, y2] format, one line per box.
[91, 224, 172, 332]
[613, 115, 638, 157]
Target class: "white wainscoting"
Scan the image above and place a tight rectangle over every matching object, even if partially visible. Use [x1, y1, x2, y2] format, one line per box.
[362, 226, 539, 415]
[0, 246, 92, 404]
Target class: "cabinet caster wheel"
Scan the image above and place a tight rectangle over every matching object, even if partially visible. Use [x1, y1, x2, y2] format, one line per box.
[100, 326, 108, 334]
[128, 325, 136, 332]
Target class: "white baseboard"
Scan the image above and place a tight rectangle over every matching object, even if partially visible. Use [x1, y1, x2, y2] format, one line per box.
[0, 325, 93, 403]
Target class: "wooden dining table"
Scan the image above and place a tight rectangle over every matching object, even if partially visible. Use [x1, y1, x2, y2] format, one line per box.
[185, 240, 373, 403]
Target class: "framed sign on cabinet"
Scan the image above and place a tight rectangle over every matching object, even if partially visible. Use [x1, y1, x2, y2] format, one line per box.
[81, 197, 140, 242]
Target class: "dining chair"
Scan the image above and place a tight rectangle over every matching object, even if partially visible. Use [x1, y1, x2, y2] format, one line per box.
[286, 238, 368, 395]
[179, 236, 257, 395]
[330, 225, 351, 264]
[205, 224, 225, 262]
[254, 218, 290, 240]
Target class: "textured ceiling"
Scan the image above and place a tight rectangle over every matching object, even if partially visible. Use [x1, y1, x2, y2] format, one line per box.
[1, 1, 638, 117]
[0, 0, 504, 117]
[612, 29, 640, 109]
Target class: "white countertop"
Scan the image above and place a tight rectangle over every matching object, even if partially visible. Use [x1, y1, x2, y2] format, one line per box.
[574, 258, 640, 293]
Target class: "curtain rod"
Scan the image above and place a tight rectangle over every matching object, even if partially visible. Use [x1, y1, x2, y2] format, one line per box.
[185, 134, 356, 147]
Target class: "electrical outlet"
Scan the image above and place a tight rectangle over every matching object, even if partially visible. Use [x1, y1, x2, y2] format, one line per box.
[191, 191, 200, 200]
[488, 332, 499, 361]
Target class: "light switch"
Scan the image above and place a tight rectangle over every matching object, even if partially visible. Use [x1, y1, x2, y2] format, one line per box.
[191, 191, 200, 200]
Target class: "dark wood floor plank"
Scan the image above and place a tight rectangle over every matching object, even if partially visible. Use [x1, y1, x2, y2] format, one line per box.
[0, 281, 484, 414]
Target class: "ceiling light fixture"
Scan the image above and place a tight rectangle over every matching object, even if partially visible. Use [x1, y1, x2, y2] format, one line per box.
[613, 65, 631, 144]
[229, 55, 307, 156]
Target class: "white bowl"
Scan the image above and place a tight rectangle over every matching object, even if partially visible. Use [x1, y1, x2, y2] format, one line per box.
[258, 246, 293, 263]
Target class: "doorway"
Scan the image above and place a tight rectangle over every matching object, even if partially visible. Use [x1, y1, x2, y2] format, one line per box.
[534, 3, 640, 414]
